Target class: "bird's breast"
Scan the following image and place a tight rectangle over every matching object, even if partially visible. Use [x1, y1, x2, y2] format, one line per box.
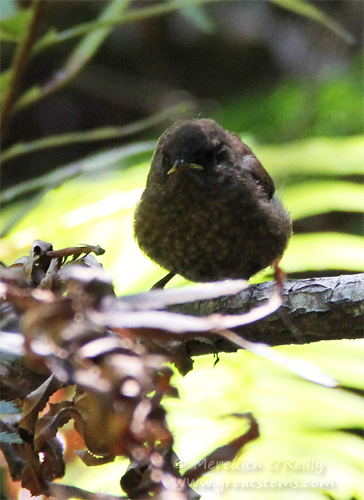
[134, 179, 291, 281]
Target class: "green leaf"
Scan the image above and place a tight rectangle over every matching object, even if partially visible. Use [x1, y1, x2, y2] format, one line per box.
[63, 0, 131, 75]
[14, 0, 132, 112]
[0, 431, 23, 444]
[1, 141, 155, 205]
[281, 341, 364, 391]
[256, 373, 364, 430]
[11, 83, 42, 110]
[0, 7, 32, 42]
[0, 400, 20, 415]
[282, 232, 364, 273]
[271, 0, 355, 44]
[217, 63, 362, 142]
[174, 0, 215, 32]
[13, 0, 212, 113]
[1, 102, 192, 163]
[31, 27, 58, 50]
[284, 181, 364, 220]
[0, 185, 52, 239]
[32, 0, 212, 55]
[257, 136, 364, 178]
[167, 346, 364, 499]
[0, 141, 154, 238]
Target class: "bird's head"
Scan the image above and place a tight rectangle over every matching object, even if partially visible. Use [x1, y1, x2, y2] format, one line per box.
[146, 118, 275, 199]
[148, 119, 234, 185]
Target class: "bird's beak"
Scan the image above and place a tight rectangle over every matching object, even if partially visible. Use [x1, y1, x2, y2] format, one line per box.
[167, 159, 204, 175]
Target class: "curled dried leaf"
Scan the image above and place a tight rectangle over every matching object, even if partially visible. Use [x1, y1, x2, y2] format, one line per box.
[19, 376, 60, 440]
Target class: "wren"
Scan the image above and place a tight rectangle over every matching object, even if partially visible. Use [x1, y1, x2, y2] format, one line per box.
[134, 119, 291, 283]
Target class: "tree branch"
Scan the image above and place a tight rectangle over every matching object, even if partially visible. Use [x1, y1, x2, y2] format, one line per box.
[173, 273, 364, 356]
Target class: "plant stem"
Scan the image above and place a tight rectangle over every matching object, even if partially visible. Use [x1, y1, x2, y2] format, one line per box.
[0, 0, 47, 140]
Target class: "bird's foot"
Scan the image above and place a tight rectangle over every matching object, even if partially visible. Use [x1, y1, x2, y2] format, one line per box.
[151, 272, 176, 290]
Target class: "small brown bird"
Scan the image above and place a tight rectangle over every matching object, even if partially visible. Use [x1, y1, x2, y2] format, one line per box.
[134, 119, 291, 283]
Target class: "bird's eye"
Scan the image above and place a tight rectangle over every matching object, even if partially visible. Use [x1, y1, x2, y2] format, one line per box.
[203, 150, 215, 164]
[215, 148, 228, 163]
[203, 146, 227, 166]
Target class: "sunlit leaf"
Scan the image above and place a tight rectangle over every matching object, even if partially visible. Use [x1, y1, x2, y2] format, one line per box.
[255, 375, 364, 429]
[278, 340, 364, 391]
[59, 455, 128, 496]
[166, 347, 364, 499]
[284, 181, 364, 220]
[1, 141, 154, 204]
[1, 186, 51, 240]
[0, 165, 149, 293]
[257, 136, 364, 178]
[282, 232, 364, 273]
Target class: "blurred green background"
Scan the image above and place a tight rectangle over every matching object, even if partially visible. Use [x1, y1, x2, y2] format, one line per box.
[1, 1, 363, 499]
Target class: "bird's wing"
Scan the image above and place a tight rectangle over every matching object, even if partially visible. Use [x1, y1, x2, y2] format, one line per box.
[241, 153, 275, 200]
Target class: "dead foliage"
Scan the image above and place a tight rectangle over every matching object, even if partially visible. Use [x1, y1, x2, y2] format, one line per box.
[0, 240, 282, 499]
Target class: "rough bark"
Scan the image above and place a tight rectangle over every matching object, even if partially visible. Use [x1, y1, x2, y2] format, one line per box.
[173, 273, 364, 356]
